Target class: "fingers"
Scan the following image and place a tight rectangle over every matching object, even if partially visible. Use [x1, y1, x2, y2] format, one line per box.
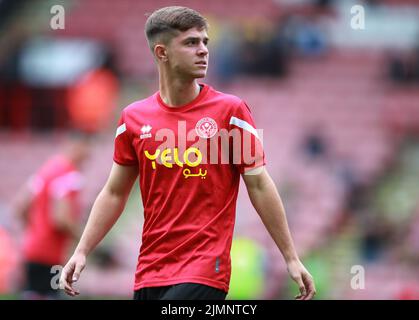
[294, 276, 307, 300]
[64, 281, 79, 297]
[303, 275, 316, 300]
[288, 260, 317, 300]
[295, 273, 316, 300]
[60, 268, 74, 296]
[59, 262, 81, 297]
[72, 262, 85, 283]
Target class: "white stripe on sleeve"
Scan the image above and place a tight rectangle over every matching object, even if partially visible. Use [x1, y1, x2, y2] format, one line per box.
[115, 123, 126, 138]
[229, 116, 260, 140]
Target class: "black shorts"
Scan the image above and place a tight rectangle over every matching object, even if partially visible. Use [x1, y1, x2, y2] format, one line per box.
[133, 283, 227, 300]
[23, 261, 59, 297]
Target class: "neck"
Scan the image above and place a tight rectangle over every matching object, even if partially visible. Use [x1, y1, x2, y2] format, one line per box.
[159, 71, 201, 107]
[63, 148, 80, 169]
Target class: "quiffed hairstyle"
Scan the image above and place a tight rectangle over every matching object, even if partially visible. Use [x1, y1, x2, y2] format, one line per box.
[145, 6, 208, 51]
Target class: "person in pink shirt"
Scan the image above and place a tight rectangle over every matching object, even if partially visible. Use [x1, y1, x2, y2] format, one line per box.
[14, 132, 90, 299]
[60, 6, 316, 300]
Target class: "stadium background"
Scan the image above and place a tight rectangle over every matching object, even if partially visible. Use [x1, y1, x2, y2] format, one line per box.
[0, 0, 419, 299]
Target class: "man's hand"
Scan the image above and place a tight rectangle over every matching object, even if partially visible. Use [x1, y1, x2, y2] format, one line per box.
[59, 253, 86, 297]
[287, 259, 316, 300]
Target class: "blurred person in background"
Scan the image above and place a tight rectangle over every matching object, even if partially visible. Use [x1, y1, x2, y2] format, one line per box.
[67, 50, 120, 134]
[13, 131, 91, 299]
[60, 6, 315, 300]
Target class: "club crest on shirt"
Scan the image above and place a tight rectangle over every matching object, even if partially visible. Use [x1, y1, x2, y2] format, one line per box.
[195, 117, 218, 139]
[140, 124, 152, 139]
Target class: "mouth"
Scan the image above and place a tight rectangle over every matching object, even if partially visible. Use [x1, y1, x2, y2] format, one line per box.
[195, 61, 207, 67]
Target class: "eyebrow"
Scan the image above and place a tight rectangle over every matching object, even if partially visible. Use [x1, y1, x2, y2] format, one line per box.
[183, 36, 209, 43]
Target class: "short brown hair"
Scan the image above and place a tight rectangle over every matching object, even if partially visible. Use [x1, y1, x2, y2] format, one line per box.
[145, 6, 208, 51]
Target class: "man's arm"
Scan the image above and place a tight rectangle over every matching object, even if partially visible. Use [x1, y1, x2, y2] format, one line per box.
[59, 162, 138, 296]
[12, 183, 34, 227]
[51, 197, 80, 239]
[242, 166, 316, 300]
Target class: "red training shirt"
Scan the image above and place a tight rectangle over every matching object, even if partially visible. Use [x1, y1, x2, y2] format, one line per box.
[114, 83, 265, 292]
[23, 155, 83, 265]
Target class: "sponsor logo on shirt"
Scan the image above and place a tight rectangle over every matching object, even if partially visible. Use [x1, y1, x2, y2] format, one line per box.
[140, 124, 152, 139]
[144, 147, 207, 179]
[144, 147, 201, 169]
[195, 117, 218, 139]
[141, 118, 265, 178]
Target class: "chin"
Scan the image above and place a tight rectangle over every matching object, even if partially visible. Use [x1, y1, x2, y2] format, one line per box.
[194, 71, 207, 78]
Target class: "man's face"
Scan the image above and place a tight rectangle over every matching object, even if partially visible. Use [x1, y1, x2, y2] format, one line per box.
[72, 139, 91, 168]
[165, 27, 209, 79]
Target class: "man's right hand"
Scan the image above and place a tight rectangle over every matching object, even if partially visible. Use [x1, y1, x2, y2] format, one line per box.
[59, 253, 86, 296]
[287, 259, 316, 300]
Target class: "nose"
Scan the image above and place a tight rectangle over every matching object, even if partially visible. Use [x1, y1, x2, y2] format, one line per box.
[197, 42, 208, 57]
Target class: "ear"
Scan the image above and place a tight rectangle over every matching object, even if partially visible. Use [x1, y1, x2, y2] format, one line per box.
[154, 44, 168, 62]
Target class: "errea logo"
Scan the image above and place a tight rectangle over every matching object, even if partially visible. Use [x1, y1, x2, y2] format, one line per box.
[140, 125, 152, 139]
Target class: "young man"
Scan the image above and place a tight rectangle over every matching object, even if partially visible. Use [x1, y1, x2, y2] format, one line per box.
[60, 6, 316, 300]
[14, 132, 90, 299]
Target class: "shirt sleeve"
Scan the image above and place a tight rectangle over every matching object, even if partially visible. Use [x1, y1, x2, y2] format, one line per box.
[50, 171, 83, 199]
[27, 174, 44, 195]
[229, 101, 266, 174]
[113, 111, 138, 166]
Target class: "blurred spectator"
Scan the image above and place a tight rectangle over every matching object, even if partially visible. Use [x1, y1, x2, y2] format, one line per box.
[395, 284, 419, 300]
[67, 52, 119, 133]
[228, 237, 266, 299]
[315, 0, 334, 9]
[388, 51, 412, 83]
[213, 23, 241, 83]
[345, 182, 371, 214]
[214, 18, 290, 81]
[304, 133, 327, 158]
[402, 204, 419, 264]
[276, 15, 328, 58]
[387, 46, 419, 84]
[294, 18, 327, 57]
[359, 215, 392, 262]
[301, 126, 330, 161]
[0, 0, 26, 29]
[0, 226, 19, 294]
[12, 131, 91, 299]
[238, 20, 289, 77]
